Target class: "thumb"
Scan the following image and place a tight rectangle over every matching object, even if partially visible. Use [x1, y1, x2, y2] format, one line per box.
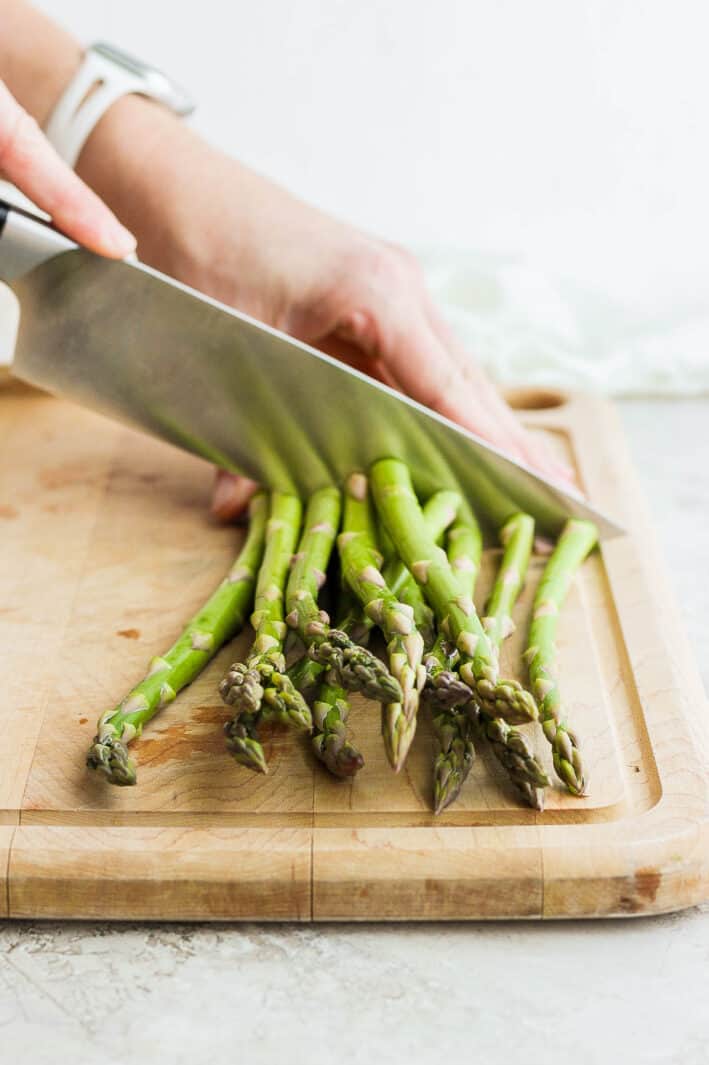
[0, 79, 135, 258]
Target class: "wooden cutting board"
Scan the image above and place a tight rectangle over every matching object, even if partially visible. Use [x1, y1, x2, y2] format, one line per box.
[0, 382, 707, 920]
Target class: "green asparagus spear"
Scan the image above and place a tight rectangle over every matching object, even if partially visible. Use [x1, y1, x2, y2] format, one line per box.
[423, 505, 484, 712]
[87, 491, 269, 786]
[424, 508, 483, 811]
[310, 575, 368, 778]
[287, 651, 325, 700]
[288, 581, 367, 779]
[370, 459, 538, 726]
[386, 491, 461, 649]
[483, 513, 535, 651]
[287, 485, 401, 703]
[338, 472, 426, 771]
[525, 518, 598, 796]
[476, 512, 549, 810]
[339, 490, 461, 650]
[220, 492, 312, 772]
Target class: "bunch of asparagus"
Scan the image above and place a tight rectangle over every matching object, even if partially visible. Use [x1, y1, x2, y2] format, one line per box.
[87, 463, 598, 812]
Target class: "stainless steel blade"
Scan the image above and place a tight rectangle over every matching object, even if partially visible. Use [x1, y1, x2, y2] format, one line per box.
[8, 248, 622, 537]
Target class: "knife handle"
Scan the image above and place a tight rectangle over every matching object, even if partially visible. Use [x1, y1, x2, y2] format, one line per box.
[0, 198, 76, 283]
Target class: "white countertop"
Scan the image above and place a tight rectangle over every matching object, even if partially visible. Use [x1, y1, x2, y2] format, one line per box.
[0, 398, 707, 1065]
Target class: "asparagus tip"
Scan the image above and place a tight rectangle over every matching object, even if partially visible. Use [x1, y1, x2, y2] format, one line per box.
[382, 701, 418, 773]
[312, 731, 364, 778]
[227, 739, 269, 775]
[423, 670, 473, 713]
[310, 632, 402, 704]
[433, 777, 461, 815]
[86, 735, 137, 787]
[224, 714, 269, 774]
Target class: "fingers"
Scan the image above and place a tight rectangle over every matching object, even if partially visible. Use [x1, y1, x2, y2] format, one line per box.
[313, 332, 398, 388]
[340, 301, 527, 454]
[337, 283, 575, 486]
[0, 79, 135, 258]
[333, 242, 576, 486]
[425, 305, 575, 485]
[211, 469, 259, 523]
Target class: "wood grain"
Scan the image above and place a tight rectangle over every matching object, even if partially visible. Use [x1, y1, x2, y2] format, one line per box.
[0, 384, 707, 919]
[0, 828, 14, 918]
[9, 826, 310, 920]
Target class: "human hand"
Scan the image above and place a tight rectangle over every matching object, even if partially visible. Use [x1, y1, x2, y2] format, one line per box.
[0, 78, 135, 258]
[77, 98, 572, 520]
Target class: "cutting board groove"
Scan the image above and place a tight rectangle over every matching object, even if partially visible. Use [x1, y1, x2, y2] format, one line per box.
[1, 383, 707, 920]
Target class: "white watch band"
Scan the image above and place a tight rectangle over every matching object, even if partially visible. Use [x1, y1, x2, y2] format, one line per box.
[45, 42, 194, 169]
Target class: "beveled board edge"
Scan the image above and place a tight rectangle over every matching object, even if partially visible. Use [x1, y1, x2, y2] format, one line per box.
[8, 826, 311, 921]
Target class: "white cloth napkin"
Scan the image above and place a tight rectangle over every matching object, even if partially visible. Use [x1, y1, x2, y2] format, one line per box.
[422, 248, 709, 396]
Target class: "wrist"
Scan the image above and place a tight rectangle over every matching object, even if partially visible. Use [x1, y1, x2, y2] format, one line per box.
[75, 93, 196, 268]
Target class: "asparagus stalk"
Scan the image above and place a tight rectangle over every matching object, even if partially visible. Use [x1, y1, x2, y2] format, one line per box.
[483, 513, 535, 652]
[310, 571, 374, 778]
[87, 491, 269, 786]
[286, 486, 401, 703]
[287, 651, 324, 700]
[423, 505, 484, 712]
[289, 651, 363, 778]
[394, 570, 436, 650]
[220, 492, 312, 772]
[423, 508, 483, 811]
[430, 703, 477, 813]
[290, 653, 365, 779]
[370, 459, 538, 726]
[337, 490, 460, 653]
[525, 518, 598, 796]
[288, 581, 367, 779]
[338, 473, 427, 771]
[476, 512, 549, 810]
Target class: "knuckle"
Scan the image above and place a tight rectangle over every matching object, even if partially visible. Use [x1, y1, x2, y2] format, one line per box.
[389, 242, 423, 279]
[353, 240, 423, 291]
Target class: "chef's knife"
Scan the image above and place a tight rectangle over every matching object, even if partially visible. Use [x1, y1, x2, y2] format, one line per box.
[0, 197, 621, 537]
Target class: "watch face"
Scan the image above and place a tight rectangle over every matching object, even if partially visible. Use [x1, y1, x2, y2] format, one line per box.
[91, 42, 195, 116]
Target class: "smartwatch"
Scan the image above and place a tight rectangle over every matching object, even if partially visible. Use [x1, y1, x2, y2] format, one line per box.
[44, 42, 195, 168]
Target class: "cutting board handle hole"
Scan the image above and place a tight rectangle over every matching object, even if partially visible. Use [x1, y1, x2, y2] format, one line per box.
[505, 388, 568, 411]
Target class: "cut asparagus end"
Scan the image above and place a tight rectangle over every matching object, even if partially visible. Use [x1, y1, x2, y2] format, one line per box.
[86, 734, 137, 787]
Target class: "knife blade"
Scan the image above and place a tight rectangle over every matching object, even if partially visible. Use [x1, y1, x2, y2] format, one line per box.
[0, 198, 622, 537]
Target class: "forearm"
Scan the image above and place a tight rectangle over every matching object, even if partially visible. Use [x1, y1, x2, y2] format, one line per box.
[76, 95, 214, 272]
[0, 0, 80, 124]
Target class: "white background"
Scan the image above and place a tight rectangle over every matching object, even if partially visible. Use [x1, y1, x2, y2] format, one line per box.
[34, 0, 709, 324]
